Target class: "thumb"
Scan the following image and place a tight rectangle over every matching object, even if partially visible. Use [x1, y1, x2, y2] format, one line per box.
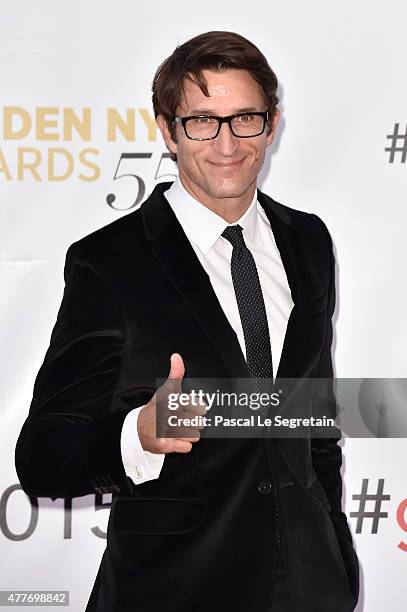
[162, 353, 185, 396]
[168, 352, 185, 381]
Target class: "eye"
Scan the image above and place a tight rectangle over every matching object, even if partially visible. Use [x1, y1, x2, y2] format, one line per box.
[191, 116, 216, 125]
[236, 114, 254, 123]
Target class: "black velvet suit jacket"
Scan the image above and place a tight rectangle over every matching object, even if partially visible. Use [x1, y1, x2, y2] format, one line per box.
[15, 182, 359, 612]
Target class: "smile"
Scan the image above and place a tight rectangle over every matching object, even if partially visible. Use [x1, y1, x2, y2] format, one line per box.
[209, 159, 245, 167]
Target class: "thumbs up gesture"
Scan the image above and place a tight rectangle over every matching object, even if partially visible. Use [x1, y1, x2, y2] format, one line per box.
[137, 353, 206, 454]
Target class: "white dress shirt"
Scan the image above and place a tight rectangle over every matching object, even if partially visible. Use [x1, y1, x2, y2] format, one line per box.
[120, 177, 294, 485]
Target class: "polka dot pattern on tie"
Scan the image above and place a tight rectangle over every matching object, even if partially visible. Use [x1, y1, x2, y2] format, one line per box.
[222, 224, 274, 391]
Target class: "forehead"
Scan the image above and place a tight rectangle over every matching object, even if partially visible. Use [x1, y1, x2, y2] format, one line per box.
[179, 69, 265, 113]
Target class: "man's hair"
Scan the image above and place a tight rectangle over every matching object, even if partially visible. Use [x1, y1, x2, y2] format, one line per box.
[152, 31, 279, 161]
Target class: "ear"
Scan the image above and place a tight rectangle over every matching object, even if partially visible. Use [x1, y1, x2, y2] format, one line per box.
[156, 115, 178, 156]
[266, 108, 280, 147]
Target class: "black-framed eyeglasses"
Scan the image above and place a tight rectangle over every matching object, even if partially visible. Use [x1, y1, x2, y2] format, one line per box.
[173, 111, 269, 141]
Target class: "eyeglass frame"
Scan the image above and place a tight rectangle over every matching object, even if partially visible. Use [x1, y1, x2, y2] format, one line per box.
[172, 111, 269, 141]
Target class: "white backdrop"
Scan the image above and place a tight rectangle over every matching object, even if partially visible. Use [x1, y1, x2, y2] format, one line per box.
[1, 1, 406, 610]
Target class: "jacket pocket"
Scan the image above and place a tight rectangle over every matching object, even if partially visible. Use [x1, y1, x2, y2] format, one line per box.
[330, 511, 360, 602]
[109, 497, 208, 535]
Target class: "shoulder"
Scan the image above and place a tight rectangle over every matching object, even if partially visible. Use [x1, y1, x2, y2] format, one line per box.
[70, 207, 143, 254]
[63, 207, 145, 280]
[65, 181, 173, 268]
[258, 189, 333, 251]
[61, 207, 145, 287]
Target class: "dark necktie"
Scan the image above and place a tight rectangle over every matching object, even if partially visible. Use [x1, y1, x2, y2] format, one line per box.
[222, 224, 274, 389]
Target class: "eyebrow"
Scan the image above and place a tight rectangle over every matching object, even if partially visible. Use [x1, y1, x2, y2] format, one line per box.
[186, 106, 262, 115]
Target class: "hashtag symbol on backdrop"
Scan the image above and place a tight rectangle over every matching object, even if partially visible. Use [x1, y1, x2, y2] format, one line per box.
[385, 123, 407, 163]
[350, 478, 390, 534]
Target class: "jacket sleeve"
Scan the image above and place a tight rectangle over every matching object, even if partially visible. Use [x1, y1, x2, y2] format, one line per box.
[309, 213, 344, 513]
[15, 240, 133, 499]
[310, 214, 360, 602]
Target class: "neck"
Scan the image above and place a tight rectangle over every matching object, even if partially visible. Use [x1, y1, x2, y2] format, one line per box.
[178, 174, 256, 223]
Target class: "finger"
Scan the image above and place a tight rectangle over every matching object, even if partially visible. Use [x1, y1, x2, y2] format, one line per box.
[181, 403, 208, 417]
[172, 412, 206, 431]
[168, 353, 185, 379]
[162, 352, 185, 396]
[166, 426, 201, 439]
[169, 439, 194, 453]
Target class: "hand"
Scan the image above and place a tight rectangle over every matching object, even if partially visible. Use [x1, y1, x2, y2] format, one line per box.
[137, 353, 206, 454]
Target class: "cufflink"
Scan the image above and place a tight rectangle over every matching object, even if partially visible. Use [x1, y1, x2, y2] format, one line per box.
[134, 465, 144, 480]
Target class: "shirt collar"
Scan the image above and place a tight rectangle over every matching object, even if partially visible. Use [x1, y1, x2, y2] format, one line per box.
[164, 176, 259, 254]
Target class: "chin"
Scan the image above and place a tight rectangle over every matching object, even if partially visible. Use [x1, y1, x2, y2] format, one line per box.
[207, 179, 251, 199]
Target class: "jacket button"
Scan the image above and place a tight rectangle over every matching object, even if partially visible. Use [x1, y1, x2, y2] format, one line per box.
[258, 480, 272, 495]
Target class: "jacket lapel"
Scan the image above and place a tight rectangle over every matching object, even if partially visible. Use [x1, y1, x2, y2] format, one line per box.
[141, 181, 308, 380]
[256, 190, 312, 487]
[141, 182, 248, 378]
[256, 190, 309, 379]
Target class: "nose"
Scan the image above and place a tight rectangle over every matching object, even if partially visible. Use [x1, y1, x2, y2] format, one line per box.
[213, 121, 240, 156]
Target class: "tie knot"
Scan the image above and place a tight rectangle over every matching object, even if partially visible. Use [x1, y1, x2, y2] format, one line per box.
[222, 224, 245, 249]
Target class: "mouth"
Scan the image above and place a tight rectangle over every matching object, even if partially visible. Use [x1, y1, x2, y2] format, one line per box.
[208, 158, 245, 168]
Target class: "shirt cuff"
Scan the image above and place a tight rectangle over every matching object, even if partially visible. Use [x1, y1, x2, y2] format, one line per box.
[120, 406, 165, 485]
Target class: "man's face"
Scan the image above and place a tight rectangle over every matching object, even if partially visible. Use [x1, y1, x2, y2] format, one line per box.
[157, 69, 280, 205]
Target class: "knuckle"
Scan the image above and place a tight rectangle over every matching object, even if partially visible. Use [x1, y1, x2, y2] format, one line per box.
[155, 438, 168, 452]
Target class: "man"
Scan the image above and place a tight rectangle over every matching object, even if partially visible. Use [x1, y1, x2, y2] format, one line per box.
[15, 31, 359, 611]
